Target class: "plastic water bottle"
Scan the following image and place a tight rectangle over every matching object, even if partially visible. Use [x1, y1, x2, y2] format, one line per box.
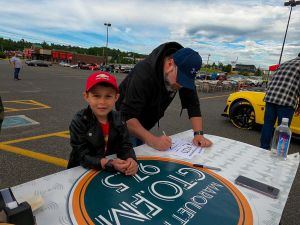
[270, 118, 291, 160]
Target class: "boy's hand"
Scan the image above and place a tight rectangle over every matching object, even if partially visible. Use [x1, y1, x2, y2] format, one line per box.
[124, 158, 138, 176]
[112, 159, 128, 173]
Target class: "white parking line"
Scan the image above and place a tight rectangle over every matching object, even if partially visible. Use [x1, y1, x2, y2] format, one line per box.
[20, 90, 42, 93]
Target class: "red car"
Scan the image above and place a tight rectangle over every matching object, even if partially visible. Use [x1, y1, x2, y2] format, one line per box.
[89, 63, 100, 70]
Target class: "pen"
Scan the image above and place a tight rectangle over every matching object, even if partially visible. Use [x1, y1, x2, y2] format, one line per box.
[162, 130, 172, 149]
[193, 164, 222, 171]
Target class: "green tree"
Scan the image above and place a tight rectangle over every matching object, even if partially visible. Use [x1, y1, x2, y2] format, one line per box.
[218, 62, 224, 70]
[41, 41, 50, 49]
[0, 37, 148, 62]
[0, 51, 6, 58]
[223, 64, 232, 73]
[255, 68, 262, 76]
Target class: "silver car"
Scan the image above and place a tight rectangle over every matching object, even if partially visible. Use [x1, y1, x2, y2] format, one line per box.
[25, 60, 52, 67]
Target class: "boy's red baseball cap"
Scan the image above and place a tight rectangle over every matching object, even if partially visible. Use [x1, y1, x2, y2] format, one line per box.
[85, 72, 119, 92]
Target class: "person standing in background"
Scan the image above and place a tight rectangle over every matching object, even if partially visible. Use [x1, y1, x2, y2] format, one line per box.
[260, 53, 300, 150]
[10, 52, 22, 80]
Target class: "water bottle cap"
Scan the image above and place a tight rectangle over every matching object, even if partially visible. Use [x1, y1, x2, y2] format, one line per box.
[282, 118, 289, 123]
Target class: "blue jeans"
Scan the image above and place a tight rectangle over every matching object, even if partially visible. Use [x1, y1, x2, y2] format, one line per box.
[14, 68, 20, 79]
[260, 103, 294, 149]
[129, 135, 144, 148]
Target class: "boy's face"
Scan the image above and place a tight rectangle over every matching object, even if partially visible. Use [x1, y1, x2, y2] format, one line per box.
[84, 84, 119, 120]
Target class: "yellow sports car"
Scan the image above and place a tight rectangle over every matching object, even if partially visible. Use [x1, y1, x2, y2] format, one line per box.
[222, 91, 300, 135]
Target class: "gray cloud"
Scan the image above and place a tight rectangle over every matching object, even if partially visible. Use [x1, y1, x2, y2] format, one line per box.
[0, 0, 300, 67]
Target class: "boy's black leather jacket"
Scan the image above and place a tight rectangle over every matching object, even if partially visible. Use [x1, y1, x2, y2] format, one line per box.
[68, 107, 136, 169]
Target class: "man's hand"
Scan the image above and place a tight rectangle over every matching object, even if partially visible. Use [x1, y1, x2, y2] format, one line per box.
[124, 158, 138, 176]
[148, 135, 172, 151]
[295, 107, 300, 116]
[193, 135, 212, 147]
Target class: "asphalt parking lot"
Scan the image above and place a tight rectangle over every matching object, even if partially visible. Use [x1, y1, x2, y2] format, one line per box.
[0, 59, 299, 224]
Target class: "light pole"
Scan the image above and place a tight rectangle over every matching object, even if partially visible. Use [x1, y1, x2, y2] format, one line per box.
[103, 22, 111, 64]
[205, 54, 211, 80]
[278, 0, 300, 64]
[207, 53, 211, 66]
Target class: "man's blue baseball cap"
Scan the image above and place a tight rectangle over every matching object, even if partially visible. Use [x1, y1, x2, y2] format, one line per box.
[173, 48, 202, 90]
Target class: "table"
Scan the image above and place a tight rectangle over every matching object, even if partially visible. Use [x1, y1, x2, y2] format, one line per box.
[11, 130, 300, 225]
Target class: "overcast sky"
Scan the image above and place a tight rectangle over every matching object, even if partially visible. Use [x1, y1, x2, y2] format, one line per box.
[1, 0, 299, 68]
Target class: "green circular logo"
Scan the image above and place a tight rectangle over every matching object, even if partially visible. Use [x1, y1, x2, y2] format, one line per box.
[68, 157, 252, 225]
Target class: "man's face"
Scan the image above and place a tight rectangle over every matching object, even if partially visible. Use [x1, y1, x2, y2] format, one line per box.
[84, 85, 119, 121]
[164, 59, 182, 90]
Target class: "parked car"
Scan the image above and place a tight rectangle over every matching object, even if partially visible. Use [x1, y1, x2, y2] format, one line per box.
[227, 75, 246, 83]
[79, 63, 90, 70]
[196, 72, 207, 80]
[70, 64, 79, 69]
[217, 72, 227, 81]
[120, 65, 134, 73]
[59, 61, 71, 67]
[88, 63, 100, 71]
[222, 91, 300, 135]
[246, 76, 263, 86]
[25, 60, 52, 67]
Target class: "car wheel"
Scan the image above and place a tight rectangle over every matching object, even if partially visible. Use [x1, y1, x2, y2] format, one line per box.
[229, 101, 255, 129]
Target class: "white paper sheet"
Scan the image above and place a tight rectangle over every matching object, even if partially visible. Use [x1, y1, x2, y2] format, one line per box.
[168, 138, 204, 159]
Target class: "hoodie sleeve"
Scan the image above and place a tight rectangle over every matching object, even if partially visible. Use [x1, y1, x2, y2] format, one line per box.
[120, 63, 154, 121]
[110, 111, 137, 161]
[69, 115, 102, 170]
[117, 122, 137, 161]
[179, 88, 202, 118]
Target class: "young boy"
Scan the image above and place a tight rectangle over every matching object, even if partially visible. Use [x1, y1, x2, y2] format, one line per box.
[68, 71, 138, 176]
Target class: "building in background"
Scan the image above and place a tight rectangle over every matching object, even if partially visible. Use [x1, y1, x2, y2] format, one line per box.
[23, 47, 105, 65]
[23, 44, 51, 61]
[234, 64, 256, 73]
[71, 53, 104, 65]
[52, 50, 73, 63]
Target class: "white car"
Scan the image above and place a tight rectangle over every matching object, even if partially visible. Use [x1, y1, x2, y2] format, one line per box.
[59, 62, 71, 67]
[70, 64, 79, 69]
[246, 76, 263, 86]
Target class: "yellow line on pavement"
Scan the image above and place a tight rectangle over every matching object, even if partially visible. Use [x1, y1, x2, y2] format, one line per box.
[0, 144, 68, 168]
[3, 107, 19, 112]
[3, 100, 51, 113]
[200, 94, 229, 100]
[55, 133, 70, 138]
[29, 100, 51, 108]
[4, 107, 51, 113]
[6, 100, 38, 105]
[0, 131, 69, 145]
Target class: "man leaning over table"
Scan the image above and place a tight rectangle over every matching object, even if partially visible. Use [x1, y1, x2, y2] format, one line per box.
[116, 42, 212, 151]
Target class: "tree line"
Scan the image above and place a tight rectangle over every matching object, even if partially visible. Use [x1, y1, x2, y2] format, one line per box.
[0, 37, 261, 75]
[0, 37, 146, 64]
